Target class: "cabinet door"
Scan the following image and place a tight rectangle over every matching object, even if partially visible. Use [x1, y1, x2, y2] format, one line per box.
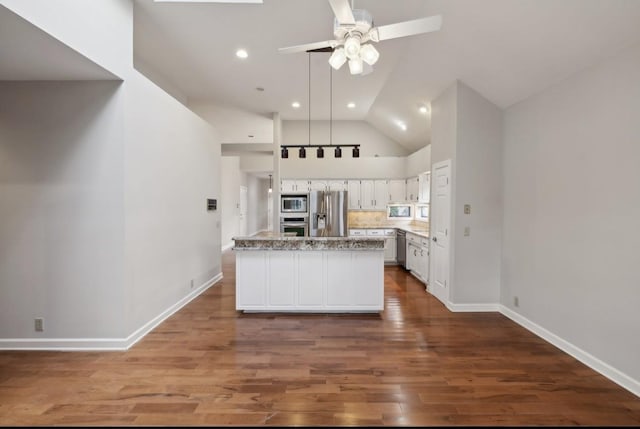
[420, 245, 429, 284]
[359, 180, 375, 210]
[308, 180, 327, 191]
[281, 180, 296, 193]
[327, 180, 347, 192]
[347, 180, 361, 209]
[373, 180, 389, 209]
[295, 180, 310, 192]
[388, 180, 406, 203]
[418, 172, 431, 203]
[384, 237, 396, 262]
[407, 177, 419, 202]
[407, 242, 418, 272]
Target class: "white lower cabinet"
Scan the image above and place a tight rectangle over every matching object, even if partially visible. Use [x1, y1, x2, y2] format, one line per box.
[236, 250, 384, 311]
[406, 232, 429, 284]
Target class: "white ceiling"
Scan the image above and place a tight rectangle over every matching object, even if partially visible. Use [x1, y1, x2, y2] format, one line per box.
[133, 0, 640, 152]
[0, 5, 118, 81]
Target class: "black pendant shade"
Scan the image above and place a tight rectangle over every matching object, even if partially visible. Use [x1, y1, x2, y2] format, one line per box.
[280, 144, 358, 159]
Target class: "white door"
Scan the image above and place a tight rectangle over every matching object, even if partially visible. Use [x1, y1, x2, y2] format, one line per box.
[328, 180, 347, 192]
[239, 185, 248, 237]
[429, 160, 451, 305]
[388, 179, 406, 203]
[308, 180, 327, 191]
[347, 180, 361, 209]
[373, 180, 389, 209]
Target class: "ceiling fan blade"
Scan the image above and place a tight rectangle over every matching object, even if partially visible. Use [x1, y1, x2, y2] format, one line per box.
[278, 40, 336, 54]
[153, 0, 263, 3]
[374, 15, 442, 41]
[328, 0, 355, 25]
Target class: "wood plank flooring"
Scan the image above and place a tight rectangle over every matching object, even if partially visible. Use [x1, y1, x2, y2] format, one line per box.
[1, 250, 639, 426]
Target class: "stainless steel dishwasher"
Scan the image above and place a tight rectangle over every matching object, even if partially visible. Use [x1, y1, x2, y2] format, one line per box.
[396, 229, 407, 268]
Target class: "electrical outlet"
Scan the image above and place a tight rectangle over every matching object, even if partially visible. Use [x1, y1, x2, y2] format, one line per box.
[464, 204, 471, 214]
[34, 318, 44, 332]
[464, 226, 470, 236]
[514, 296, 519, 307]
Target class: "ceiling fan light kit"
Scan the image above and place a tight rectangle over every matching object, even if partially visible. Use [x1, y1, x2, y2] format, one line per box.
[278, 0, 442, 76]
[328, 48, 347, 70]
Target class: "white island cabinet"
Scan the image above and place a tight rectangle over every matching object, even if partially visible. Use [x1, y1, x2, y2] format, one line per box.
[234, 235, 384, 312]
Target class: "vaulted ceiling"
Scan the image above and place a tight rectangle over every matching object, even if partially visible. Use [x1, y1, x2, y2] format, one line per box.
[133, 0, 640, 152]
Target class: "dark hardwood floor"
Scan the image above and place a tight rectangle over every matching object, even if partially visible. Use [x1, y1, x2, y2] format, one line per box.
[1, 250, 639, 426]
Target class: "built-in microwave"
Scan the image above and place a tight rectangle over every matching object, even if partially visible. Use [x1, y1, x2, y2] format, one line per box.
[387, 204, 413, 220]
[281, 194, 308, 214]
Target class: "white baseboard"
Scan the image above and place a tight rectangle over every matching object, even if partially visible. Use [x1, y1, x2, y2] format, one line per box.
[222, 241, 234, 252]
[446, 301, 500, 312]
[0, 272, 223, 351]
[499, 304, 640, 398]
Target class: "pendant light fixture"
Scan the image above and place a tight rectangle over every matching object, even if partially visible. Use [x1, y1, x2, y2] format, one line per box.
[280, 51, 360, 159]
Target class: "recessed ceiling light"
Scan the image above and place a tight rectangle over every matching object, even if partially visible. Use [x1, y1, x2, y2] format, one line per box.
[347, 102, 356, 109]
[236, 49, 248, 59]
[292, 101, 300, 108]
[419, 105, 429, 114]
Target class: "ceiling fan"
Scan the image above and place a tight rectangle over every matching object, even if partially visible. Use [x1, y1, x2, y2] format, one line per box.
[153, 1, 263, 4]
[278, 0, 442, 75]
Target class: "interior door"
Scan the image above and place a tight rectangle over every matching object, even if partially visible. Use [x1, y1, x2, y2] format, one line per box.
[239, 185, 248, 236]
[429, 160, 451, 305]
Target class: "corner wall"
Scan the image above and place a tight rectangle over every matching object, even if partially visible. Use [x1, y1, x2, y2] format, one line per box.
[502, 43, 640, 385]
[0, 81, 126, 340]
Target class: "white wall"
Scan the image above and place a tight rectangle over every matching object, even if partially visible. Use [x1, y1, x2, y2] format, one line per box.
[123, 71, 221, 334]
[453, 82, 503, 304]
[405, 145, 432, 177]
[281, 156, 407, 180]
[502, 43, 640, 383]
[0, 81, 126, 339]
[430, 80, 503, 306]
[0, 0, 223, 347]
[0, 0, 132, 78]
[189, 101, 274, 144]
[283, 120, 409, 157]
[220, 156, 242, 248]
[246, 176, 269, 235]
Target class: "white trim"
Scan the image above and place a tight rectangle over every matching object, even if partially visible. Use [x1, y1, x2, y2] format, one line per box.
[446, 301, 500, 312]
[222, 241, 235, 252]
[499, 304, 640, 398]
[0, 273, 223, 351]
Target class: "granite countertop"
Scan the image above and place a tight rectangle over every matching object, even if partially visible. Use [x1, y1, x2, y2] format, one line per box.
[348, 225, 430, 239]
[233, 235, 384, 251]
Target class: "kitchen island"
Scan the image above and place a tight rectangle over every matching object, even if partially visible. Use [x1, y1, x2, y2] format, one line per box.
[233, 233, 384, 313]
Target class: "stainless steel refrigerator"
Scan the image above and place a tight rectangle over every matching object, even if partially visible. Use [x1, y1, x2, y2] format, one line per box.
[309, 190, 348, 237]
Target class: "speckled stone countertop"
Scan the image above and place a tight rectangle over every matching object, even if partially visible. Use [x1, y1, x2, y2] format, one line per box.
[348, 225, 430, 239]
[233, 236, 385, 251]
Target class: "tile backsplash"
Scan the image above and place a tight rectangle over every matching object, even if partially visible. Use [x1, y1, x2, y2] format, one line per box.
[348, 210, 428, 229]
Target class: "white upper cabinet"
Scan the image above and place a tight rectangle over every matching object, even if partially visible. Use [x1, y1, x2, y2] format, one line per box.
[308, 180, 327, 191]
[418, 172, 431, 203]
[359, 180, 375, 209]
[374, 180, 389, 209]
[356, 180, 388, 210]
[388, 179, 406, 203]
[281, 179, 310, 193]
[406, 176, 419, 202]
[327, 180, 347, 192]
[347, 180, 361, 209]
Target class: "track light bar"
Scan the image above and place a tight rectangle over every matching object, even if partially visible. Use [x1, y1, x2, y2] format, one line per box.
[280, 144, 360, 159]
